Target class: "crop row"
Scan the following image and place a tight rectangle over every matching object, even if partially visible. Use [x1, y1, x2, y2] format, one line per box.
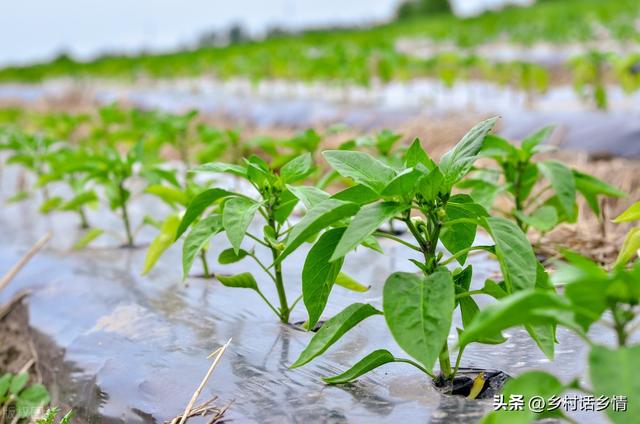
[2, 49, 639, 111]
[1, 106, 639, 422]
[0, 1, 639, 110]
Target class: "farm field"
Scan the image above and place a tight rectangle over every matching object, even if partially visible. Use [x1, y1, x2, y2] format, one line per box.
[0, 1, 639, 423]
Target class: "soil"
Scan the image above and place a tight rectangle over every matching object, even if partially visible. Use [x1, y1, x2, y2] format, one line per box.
[0, 293, 109, 424]
[433, 368, 510, 400]
[0, 292, 38, 379]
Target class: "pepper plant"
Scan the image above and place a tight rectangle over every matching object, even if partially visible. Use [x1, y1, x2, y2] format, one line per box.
[569, 51, 611, 110]
[0, 131, 61, 203]
[37, 147, 98, 229]
[37, 407, 75, 424]
[459, 127, 625, 235]
[75, 143, 174, 248]
[290, 117, 555, 385]
[0, 372, 50, 421]
[175, 153, 317, 323]
[142, 173, 212, 277]
[469, 201, 640, 423]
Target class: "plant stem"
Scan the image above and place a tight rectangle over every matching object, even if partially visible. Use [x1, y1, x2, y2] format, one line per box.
[612, 306, 628, 347]
[438, 341, 452, 379]
[403, 207, 458, 380]
[254, 287, 280, 317]
[246, 232, 270, 248]
[78, 207, 90, 229]
[404, 215, 430, 265]
[119, 183, 134, 247]
[200, 250, 211, 278]
[512, 161, 527, 232]
[373, 231, 421, 251]
[290, 294, 303, 312]
[455, 289, 485, 300]
[441, 245, 493, 266]
[248, 252, 276, 282]
[267, 214, 289, 323]
[271, 250, 289, 323]
[452, 346, 465, 377]
[395, 358, 435, 379]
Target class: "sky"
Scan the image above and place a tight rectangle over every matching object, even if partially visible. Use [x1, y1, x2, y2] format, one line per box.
[0, 0, 533, 66]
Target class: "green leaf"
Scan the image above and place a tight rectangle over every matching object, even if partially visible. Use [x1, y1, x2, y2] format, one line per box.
[458, 290, 572, 350]
[483, 217, 537, 292]
[280, 153, 313, 183]
[554, 251, 610, 330]
[573, 170, 625, 216]
[10, 372, 28, 394]
[381, 168, 422, 199]
[223, 197, 261, 253]
[383, 271, 455, 371]
[480, 279, 508, 299]
[590, 345, 640, 424]
[62, 190, 99, 210]
[441, 194, 487, 263]
[288, 185, 330, 209]
[274, 189, 298, 224]
[16, 384, 50, 418]
[73, 228, 104, 250]
[303, 228, 346, 329]
[217, 272, 258, 290]
[481, 371, 566, 424]
[145, 185, 188, 206]
[60, 410, 75, 424]
[459, 178, 501, 211]
[279, 199, 360, 263]
[218, 248, 250, 264]
[614, 227, 640, 268]
[142, 214, 181, 275]
[614, 201, 640, 223]
[290, 303, 382, 368]
[0, 373, 11, 397]
[515, 162, 540, 205]
[416, 167, 444, 202]
[439, 117, 498, 186]
[404, 138, 436, 170]
[175, 188, 233, 239]
[8, 190, 29, 203]
[323, 350, 396, 384]
[39, 196, 63, 213]
[331, 202, 406, 261]
[514, 205, 558, 232]
[521, 126, 554, 155]
[480, 134, 518, 160]
[322, 150, 396, 193]
[335, 272, 369, 292]
[191, 162, 247, 177]
[182, 215, 223, 279]
[538, 160, 576, 219]
[37, 406, 59, 424]
[331, 184, 380, 205]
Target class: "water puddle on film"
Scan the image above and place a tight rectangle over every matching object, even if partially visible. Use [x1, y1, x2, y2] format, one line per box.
[0, 165, 615, 423]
